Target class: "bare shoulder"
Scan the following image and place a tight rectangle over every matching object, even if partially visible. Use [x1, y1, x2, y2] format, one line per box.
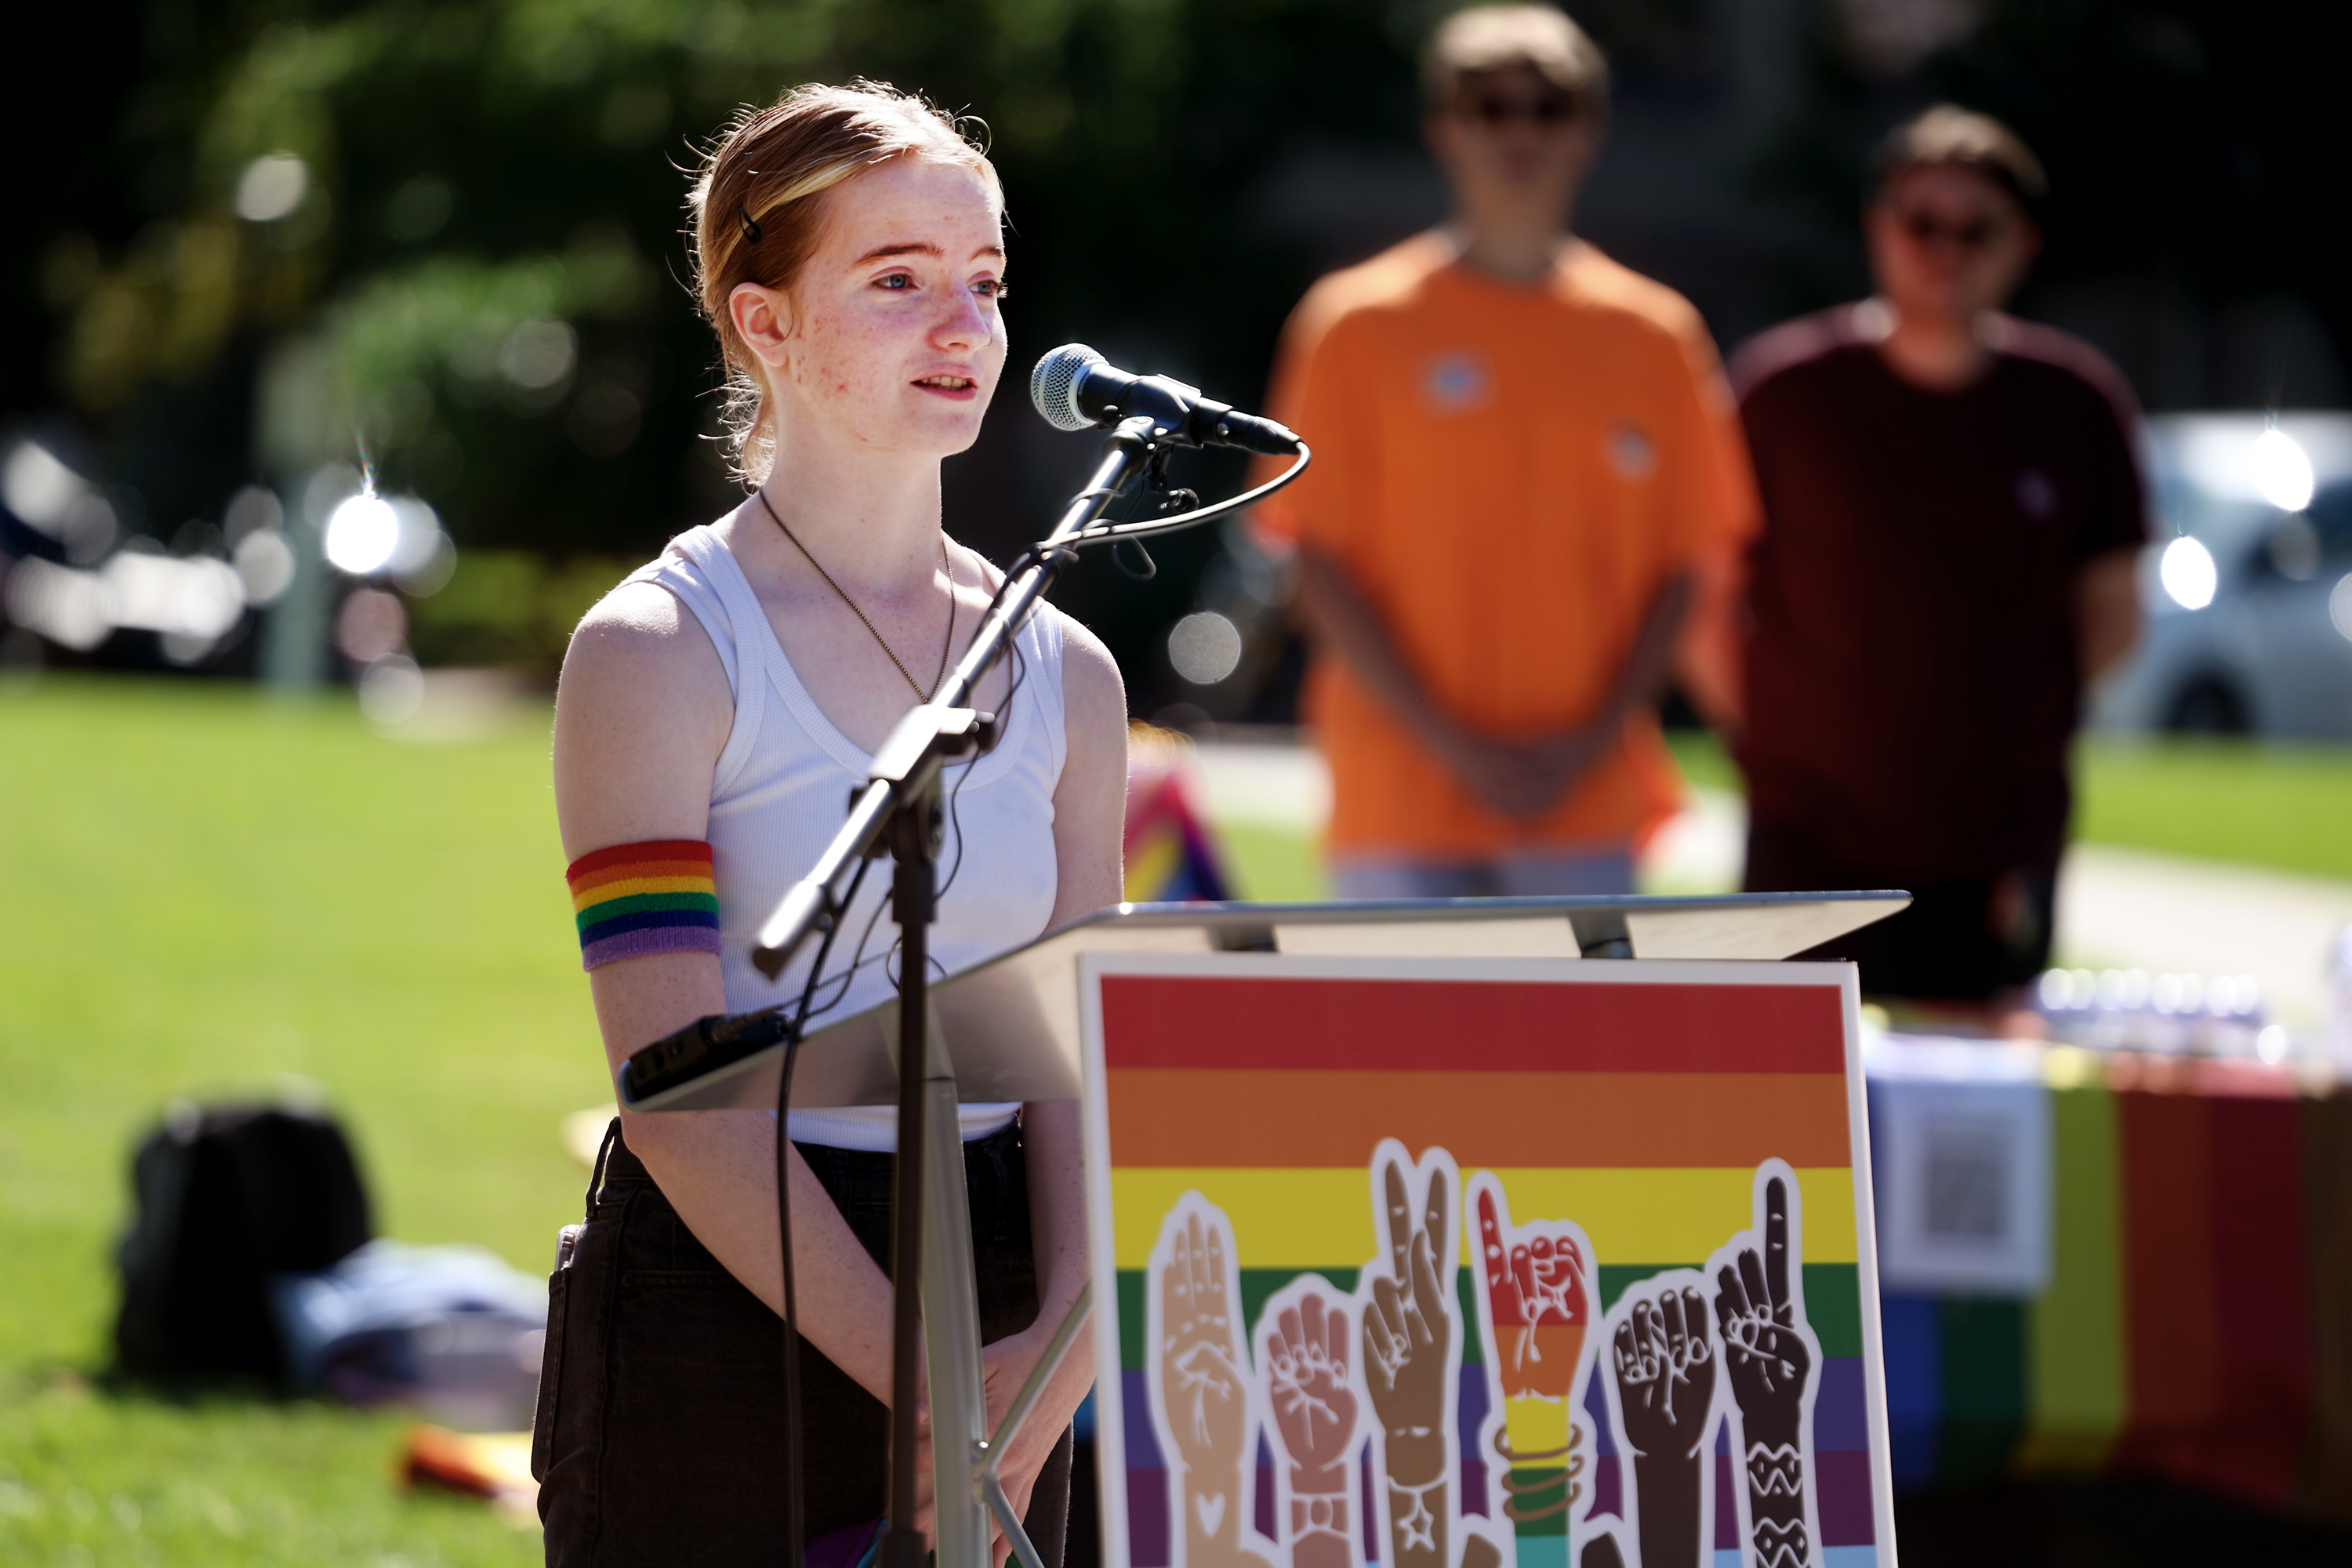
[1044, 608, 1127, 924]
[565, 576, 712, 675]
[552, 575, 733, 858]
[1054, 612, 1126, 739]
[558, 580, 731, 749]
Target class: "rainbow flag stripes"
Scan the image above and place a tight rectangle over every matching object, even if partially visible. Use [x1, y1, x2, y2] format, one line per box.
[1083, 956, 1895, 1568]
[566, 839, 722, 970]
[1877, 1051, 2352, 1520]
[1122, 751, 1231, 904]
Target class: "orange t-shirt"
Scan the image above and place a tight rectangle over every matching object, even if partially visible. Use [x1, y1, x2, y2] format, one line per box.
[1254, 234, 1757, 858]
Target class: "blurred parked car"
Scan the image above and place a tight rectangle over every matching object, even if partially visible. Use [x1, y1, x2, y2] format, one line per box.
[2090, 413, 2352, 737]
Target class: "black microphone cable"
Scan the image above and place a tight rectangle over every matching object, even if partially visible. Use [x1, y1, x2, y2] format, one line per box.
[757, 422, 1307, 1566]
[773, 845, 873, 1568]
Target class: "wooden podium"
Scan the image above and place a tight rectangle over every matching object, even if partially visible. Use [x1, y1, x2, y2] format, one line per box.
[622, 892, 1907, 1568]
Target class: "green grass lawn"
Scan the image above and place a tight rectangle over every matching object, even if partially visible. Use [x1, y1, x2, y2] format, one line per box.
[2072, 739, 2352, 881]
[2, 675, 601, 1565]
[4, 677, 2348, 1564]
[1666, 728, 2352, 884]
[1218, 730, 2352, 902]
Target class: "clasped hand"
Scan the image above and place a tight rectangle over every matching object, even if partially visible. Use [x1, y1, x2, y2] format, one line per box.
[978, 1318, 1094, 1568]
[1434, 721, 1614, 823]
[893, 1318, 1089, 1566]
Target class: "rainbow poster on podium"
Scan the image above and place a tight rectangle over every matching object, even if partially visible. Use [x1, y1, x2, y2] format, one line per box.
[1078, 953, 1896, 1568]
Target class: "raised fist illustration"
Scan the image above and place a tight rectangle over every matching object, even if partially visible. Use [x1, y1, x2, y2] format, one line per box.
[1258, 1281, 1362, 1568]
[1610, 1285, 1715, 1463]
[1360, 1150, 1454, 1568]
[1711, 1171, 1817, 1568]
[1264, 1285, 1360, 1479]
[1712, 1176, 1810, 1454]
[1149, 1199, 1272, 1568]
[1609, 1280, 1715, 1568]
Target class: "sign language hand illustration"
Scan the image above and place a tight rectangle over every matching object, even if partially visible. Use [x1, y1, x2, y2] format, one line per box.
[1359, 1145, 1457, 1568]
[1711, 1166, 1819, 1568]
[1609, 1280, 1715, 1568]
[1149, 1196, 1274, 1568]
[1465, 1173, 1594, 1529]
[1257, 1279, 1364, 1568]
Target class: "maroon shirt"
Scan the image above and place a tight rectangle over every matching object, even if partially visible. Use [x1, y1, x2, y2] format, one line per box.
[1731, 306, 2149, 880]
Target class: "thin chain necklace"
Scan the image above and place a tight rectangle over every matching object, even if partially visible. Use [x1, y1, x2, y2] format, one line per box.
[756, 490, 956, 702]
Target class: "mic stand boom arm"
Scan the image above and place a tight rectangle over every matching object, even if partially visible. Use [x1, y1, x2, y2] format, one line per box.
[753, 415, 1174, 1568]
[750, 413, 1167, 979]
[620, 408, 1306, 1568]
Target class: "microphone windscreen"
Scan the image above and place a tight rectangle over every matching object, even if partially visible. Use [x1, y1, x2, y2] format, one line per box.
[1029, 344, 1105, 433]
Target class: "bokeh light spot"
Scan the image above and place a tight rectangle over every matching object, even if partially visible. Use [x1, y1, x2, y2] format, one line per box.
[2251, 427, 2315, 513]
[1168, 611, 1243, 685]
[2159, 535, 2216, 611]
[325, 494, 400, 575]
[2, 439, 84, 526]
[359, 655, 427, 726]
[234, 528, 298, 605]
[500, 320, 578, 391]
[234, 153, 310, 223]
[335, 587, 408, 665]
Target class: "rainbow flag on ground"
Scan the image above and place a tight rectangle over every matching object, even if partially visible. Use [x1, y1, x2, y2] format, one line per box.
[1082, 955, 1896, 1568]
[1875, 1051, 2352, 1524]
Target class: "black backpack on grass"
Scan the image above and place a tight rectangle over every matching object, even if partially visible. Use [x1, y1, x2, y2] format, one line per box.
[114, 1102, 372, 1384]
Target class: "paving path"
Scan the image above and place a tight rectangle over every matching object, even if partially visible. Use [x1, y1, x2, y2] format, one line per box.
[1187, 739, 2352, 1030]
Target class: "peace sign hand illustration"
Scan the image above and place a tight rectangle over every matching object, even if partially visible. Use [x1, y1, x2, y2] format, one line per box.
[1361, 1156, 1454, 1568]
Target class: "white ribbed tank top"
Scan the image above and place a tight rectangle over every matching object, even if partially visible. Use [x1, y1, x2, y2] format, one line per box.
[627, 524, 1068, 1151]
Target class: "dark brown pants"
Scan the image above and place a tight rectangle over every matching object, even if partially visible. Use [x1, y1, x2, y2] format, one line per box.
[1745, 822, 2058, 1002]
[534, 1119, 1073, 1566]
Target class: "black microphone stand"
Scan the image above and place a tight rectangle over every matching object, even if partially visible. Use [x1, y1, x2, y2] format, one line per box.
[623, 392, 1306, 1568]
[751, 413, 1167, 1568]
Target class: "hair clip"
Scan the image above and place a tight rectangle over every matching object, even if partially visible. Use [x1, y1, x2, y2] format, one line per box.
[738, 202, 763, 245]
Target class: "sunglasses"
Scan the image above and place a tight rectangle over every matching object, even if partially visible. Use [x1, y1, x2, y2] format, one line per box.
[1459, 91, 1576, 127]
[1894, 207, 2009, 249]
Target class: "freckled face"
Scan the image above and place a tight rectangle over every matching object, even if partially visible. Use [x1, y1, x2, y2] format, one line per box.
[778, 156, 1008, 458]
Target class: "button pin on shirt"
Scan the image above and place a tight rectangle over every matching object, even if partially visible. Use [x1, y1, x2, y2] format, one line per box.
[1424, 352, 1492, 415]
[1610, 423, 1657, 481]
[2015, 466, 2059, 521]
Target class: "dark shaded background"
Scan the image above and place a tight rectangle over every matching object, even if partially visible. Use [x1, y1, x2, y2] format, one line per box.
[5, 0, 2347, 717]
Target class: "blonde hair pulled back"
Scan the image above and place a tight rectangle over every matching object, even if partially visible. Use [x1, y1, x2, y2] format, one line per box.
[688, 80, 1000, 484]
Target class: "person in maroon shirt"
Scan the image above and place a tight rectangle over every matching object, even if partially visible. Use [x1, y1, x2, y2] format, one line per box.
[1726, 107, 2147, 1004]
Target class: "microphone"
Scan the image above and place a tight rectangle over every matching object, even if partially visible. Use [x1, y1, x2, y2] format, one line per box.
[1029, 344, 1301, 456]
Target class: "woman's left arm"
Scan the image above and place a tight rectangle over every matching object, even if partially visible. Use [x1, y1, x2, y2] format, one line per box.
[982, 616, 1127, 1561]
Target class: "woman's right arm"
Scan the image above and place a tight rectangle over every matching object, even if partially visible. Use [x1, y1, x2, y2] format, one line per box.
[551, 581, 906, 1410]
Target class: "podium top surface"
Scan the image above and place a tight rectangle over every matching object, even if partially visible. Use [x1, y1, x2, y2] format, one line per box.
[619, 891, 1907, 1112]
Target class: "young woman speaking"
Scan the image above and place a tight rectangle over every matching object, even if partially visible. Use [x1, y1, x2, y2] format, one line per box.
[540, 80, 1124, 1566]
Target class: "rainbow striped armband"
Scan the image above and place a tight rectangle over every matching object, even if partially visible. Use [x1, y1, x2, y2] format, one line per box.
[567, 839, 722, 971]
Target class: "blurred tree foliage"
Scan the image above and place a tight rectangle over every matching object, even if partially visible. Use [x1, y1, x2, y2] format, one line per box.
[12, 0, 1450, 698]
[8, 0, 2344, 702]
[23, 0, 1416, 542]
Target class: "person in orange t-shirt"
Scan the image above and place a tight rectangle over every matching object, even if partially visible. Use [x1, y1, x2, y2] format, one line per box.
[1254, 4, 1756, 898]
